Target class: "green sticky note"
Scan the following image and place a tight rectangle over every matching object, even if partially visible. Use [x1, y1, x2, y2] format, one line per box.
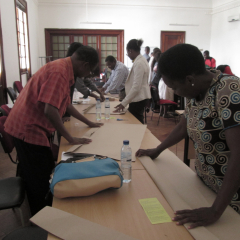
[139, 198, 172, 224]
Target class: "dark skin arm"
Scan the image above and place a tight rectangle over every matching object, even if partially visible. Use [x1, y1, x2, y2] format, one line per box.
[66, 104, 103, 128]
[45, 103, 102, 145]
[173, 126, 240, 229]
[136, 117, 188, 159]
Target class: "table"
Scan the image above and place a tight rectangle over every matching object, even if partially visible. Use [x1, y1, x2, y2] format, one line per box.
[48, 103, 193, 240]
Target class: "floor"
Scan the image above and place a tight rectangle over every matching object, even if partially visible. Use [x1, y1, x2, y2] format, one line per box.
[0, 111, 195, 239]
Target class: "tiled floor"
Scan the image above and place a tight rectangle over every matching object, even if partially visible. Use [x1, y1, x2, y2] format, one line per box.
[0, 111, 194, 239]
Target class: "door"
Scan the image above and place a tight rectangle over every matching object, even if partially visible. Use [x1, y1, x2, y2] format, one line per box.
[160, 31, 185, 110]
[161, 31, 185, 52]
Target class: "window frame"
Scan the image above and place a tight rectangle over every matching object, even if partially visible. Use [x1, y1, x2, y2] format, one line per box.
[45, 29, 124, 71]
[15, 0, 32, 81]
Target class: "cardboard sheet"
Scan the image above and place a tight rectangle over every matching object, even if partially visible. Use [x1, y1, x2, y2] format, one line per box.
[30, 207, 139, 240]
[139, 131, 240, 240]
[67, 123, 146, 162]
[83, 101, 128, 115]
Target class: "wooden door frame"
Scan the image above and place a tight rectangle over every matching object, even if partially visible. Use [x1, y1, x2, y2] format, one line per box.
[0, 11, 7, 104]
[160, 31, 185, 52]
[45, 29, 124, 65]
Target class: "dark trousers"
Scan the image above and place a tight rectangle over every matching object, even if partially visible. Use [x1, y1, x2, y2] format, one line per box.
[13, 137, 55, 216]
[128, 99, 147, 124]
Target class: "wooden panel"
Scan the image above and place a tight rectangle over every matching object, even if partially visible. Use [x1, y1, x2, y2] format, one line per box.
[161, 31, 185, 52]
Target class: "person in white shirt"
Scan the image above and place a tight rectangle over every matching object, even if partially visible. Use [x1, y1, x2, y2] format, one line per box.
[143, 46, 150, 62]
[114, 39, 151, 124]
[102, 56, 129, 101]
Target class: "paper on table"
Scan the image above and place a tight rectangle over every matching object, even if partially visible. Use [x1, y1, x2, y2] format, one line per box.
[139, 130, 240, 240]
[139, 198, 172, 224]
[83, 101, 128, 115]
[74, 123, 147, 161]
[30, 206, 139, 240]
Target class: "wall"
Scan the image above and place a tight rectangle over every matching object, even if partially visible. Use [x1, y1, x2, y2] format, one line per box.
[0, 0, 39, 93]
[210, 0, 240, 76]
[38, 0, 212, 68]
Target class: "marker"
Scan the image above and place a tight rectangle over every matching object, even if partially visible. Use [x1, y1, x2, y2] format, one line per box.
[117, 118, 128, 121]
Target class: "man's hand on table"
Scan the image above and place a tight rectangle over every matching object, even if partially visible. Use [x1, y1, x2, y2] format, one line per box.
[69, 137, 92, 145]
[114, 104, 125, 113]
[88, 122, 104, 128]
[99, 93, 105, 102]
[135, 148, 160, 160]
[173, 207, 221, 229]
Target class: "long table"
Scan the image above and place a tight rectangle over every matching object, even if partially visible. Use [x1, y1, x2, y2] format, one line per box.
[48, 103, 193, 240]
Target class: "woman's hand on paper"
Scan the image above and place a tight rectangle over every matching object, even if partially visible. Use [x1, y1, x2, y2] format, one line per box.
[69, 137, 92, 145]
[88, 122, 104, 128]
[114, 104, 125, 112]
[135, 148, 160, 160]
[173, 207, 221, 229]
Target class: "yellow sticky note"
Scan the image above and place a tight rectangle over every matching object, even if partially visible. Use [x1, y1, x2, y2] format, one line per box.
[139, 198, 172, 224]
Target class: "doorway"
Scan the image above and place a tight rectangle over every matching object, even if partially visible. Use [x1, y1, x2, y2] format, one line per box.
[160, 31, 185, 52]
[160, 31, 186, 110]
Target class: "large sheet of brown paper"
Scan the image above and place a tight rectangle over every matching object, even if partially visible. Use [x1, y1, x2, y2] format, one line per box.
[83, 101, 128, 115]
[30, 207, 139, 240]
[139, 131, 240, 240]
[69, 123, 146, 162]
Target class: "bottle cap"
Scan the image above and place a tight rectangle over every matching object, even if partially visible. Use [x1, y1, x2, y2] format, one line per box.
[97, 98, 100, 101]
[123, 140, 129, 145]
[106, 98, 109, 100]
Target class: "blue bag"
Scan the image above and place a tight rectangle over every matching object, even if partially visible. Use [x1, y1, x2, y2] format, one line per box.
[50, 158, 123, 199]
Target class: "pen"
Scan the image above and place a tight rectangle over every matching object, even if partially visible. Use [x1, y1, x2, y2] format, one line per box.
[117, 119, 128, 121]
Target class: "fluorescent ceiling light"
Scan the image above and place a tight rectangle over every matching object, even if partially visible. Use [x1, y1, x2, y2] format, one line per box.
[80, 21, 112, 24]
[170, 23, 199, 26]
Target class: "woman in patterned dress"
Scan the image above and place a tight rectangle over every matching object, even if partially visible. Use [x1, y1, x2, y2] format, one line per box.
[136, 44, 240, 228]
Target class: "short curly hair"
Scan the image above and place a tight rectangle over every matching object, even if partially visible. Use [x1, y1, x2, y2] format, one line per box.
[158, 44, 206, 81]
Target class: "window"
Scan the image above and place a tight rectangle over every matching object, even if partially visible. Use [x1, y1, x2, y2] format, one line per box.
[15, 0, 31, 81]
[45, 29, 124, 72]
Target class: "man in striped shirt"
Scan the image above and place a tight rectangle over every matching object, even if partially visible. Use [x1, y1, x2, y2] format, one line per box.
[102, 56, 129, 101]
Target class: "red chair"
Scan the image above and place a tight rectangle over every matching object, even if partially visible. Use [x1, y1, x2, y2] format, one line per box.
[13, 81, 23, 93]
[0, 116, 17, 164]
[0, 105, 11, 116]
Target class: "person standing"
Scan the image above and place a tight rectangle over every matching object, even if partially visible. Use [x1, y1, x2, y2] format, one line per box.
[204, 50, 216, 69]
[4, 46, 103, 216]
[102, 55, 129, 101]
[143, 46, 150, 62]
[137, 43, 240, 228]
[114, 39, 151, 124]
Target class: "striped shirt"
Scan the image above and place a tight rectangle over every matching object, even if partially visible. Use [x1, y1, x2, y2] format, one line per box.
[103, 61, 129, 94]
[4, 57, 74, 147]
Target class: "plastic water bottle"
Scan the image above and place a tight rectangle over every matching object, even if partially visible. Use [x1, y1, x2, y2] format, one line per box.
[73, 88, 78, 103]
[121, 140, 132, 183]
[105, 98, 110, 120]
[96, 99, 101, 121]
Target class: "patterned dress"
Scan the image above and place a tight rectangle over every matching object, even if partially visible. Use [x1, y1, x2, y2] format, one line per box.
[185, 70, 240, 213]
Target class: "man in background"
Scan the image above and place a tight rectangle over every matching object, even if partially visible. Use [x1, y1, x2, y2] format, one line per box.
[204, 50, 216, 69]
[102, 56, 129, 101]
[143, 46, 150, 62]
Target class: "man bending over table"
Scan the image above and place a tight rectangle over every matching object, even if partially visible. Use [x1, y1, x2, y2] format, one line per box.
[4, 46, 102, 216]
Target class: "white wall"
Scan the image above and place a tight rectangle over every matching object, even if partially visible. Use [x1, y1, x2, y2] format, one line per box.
[38, 1, 212, 68]
[0, 0, 39, 92]
[210, 0, 240, 76]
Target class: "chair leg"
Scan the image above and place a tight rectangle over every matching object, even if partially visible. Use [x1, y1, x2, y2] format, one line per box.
[17, 207, 25, 227]
[151, 111, 153, 120]
[8, 153, 17, 164]
[157, 113, 161, 126]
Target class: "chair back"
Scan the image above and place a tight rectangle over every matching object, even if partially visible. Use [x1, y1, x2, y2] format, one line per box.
[0, 105, 11, 116]
[7, 87, 17, 104]
[0, 116, 15, 154]
[13, 81, 23, 93]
